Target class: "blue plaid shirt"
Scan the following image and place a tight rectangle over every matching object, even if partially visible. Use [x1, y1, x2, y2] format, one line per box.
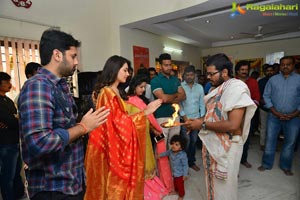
[18, 68, 85, 197]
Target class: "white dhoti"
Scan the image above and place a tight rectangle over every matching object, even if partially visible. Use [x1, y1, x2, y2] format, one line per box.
[199, 79, 256, 200]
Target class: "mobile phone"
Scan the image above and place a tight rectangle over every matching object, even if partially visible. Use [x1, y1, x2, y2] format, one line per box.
[154, 134, 165, 143]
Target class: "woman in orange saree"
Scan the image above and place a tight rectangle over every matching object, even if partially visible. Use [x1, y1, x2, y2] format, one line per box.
[84, 55, 162, 200]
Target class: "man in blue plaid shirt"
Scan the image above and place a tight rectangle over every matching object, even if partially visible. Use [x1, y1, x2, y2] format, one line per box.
[18, 29, 110, 200]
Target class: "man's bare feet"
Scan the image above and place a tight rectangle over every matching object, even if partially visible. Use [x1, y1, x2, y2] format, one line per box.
[258, 166, 267, 171]
[281, 168, 294, 176]
[190, 164, 200, 171]
[241, 161, 252, 168]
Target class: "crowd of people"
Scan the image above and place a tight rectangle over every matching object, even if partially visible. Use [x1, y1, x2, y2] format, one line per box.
[0, 28, 299, 200]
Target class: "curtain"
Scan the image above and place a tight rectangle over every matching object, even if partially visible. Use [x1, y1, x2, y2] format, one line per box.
[0, 37, 40, 100]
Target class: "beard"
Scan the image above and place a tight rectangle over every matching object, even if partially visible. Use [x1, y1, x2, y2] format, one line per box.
[60, 58, 76, 77]
[161, 68, 171, 76]
[185, 78, 194, 84]
[211, 76, 224, 87]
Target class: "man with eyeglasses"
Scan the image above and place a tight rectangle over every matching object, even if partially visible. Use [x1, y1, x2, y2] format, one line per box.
[185, 53, 256, 200]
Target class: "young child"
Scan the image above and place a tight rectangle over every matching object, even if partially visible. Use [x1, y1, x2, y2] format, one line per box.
[159, 135, 188, 200]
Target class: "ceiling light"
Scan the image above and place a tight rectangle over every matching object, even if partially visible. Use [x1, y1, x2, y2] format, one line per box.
[163, 46, 183, 54]
[205, 20, 210, 24]
[230, 36, 234, 39]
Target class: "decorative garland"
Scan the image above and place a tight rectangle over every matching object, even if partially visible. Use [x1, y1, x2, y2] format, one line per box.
[11, 0, 32, 9]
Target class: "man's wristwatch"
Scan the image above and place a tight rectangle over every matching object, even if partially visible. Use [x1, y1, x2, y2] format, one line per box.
[201, 121, 206, 130]
[201, 121, 208, 134]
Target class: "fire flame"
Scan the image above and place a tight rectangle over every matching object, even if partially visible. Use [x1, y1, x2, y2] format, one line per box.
[165, 104, 180, 127]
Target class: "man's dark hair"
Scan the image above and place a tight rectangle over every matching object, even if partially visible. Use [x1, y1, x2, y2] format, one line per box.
[262, 63, 274, 71]
[170, 135, 187, 150]
[148, 67, 157, 74]
[39, 29, 81, 66]
[206, 53, 233, 78]
[235, 60, 250, 73]
[158, 53, 171, 64]
[280, 56, 295, 64]
[250, 71, 259, 79]
[25, 62, 41, 78]
[0, 72, 11, 84]
[184, 65, 196, 73]
[137, 67, 150, 83]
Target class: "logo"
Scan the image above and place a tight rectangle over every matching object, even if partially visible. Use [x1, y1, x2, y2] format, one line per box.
[231, 2, 246, 18]
[230, 2, 298, 17]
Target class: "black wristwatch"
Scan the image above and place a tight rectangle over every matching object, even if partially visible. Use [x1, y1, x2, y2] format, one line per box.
[201, 121, 206, 130]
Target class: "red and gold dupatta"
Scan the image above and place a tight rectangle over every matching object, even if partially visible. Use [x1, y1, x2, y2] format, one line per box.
[84, 87, 147, 200]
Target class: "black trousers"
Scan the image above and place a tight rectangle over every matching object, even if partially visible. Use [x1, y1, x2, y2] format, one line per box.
[31, 188, 85, 200]
[241, 117, 256, 163]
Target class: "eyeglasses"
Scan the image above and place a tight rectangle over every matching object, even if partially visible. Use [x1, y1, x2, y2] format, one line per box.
[206, 71, 220, 77]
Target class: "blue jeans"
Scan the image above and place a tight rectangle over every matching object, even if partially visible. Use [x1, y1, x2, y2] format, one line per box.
[181, 126, 199, 167]
[0, 144, 19, 200]
[262, 113, 300, 170]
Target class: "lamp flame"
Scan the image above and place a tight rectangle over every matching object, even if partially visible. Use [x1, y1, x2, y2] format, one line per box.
[164, 104, 180, 127]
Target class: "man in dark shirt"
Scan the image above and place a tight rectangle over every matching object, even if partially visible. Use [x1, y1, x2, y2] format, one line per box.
[258, 64, 275, 150]
[0, 72, 20, 200]
[150, 53, 186, 148]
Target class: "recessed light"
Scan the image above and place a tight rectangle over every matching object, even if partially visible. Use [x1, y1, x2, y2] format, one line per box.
[205, 20, 210, 24]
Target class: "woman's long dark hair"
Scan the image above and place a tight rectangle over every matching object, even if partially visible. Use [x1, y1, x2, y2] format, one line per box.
[93, 55, 130, 100]
[127, 74, 149, 104]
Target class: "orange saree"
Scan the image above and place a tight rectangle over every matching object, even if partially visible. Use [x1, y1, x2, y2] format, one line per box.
[84, 87, 147, 200]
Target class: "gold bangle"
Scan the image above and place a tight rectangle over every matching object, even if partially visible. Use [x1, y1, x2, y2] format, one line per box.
[77, 122, 87, 134]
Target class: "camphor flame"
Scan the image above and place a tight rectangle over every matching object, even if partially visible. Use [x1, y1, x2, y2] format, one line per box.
[165, 104, 180, 127]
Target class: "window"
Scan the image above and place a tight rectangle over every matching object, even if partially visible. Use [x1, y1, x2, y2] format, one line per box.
[0, 37, 40, 100]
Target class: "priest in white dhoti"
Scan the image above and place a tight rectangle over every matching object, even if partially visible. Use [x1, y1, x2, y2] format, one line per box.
[185, 53, 256, 200]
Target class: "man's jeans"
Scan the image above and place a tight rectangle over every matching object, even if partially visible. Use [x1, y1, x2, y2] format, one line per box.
[0, 143, 19, 200]
[262, 113, 300, 170]
[181, 126, 199, 167]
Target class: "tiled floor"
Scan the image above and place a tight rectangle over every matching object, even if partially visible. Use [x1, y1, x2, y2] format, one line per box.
[163, 135, 300, 200]
[1, 136, 299, 200]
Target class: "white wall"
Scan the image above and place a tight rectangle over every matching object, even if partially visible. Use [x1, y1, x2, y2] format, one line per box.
[109, 0, 207, 54]
[0, 0, 111, 71]
[0, 0, 206, 71]
[120, 27, 201, 69]
[202, 38, 300, 65]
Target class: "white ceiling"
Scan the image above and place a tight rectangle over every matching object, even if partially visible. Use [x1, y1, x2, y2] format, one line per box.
[123, 0, 300, 48]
